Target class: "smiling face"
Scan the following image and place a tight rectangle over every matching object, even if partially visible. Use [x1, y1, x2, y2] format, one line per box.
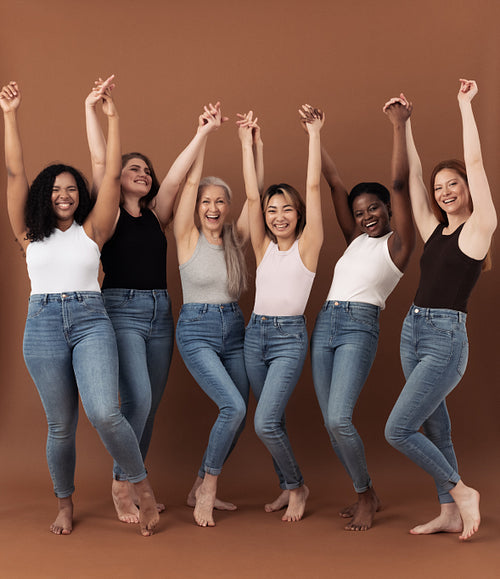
[51, 172, 79, 230]
[433, 168, 471, 218]
[264, 192, 299, 241]
[351, 192, 391, 237]
[120, 157, 153, 198]
[197, 185, 230, 236]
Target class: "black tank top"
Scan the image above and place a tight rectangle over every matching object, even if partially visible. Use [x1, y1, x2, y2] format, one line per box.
[414, 223, 482, 313]
[101, 207, 167, 290]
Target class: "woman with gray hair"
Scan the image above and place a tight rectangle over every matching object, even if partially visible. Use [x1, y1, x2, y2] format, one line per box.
[174, 102, 261, 527]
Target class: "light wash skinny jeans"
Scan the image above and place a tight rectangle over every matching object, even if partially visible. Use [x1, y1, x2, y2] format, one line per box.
[23, 292, 148, 498]
[385, 305, 468, 503]
[311, 301, 380, 493]
[244, 314, 307, 490]
[103, 289, 174, 480]
[176, 303, 248, 477]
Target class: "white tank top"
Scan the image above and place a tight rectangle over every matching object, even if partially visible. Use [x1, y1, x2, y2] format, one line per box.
[253, 239, 315, 316]
[327, 232, 402, 309]
[26, 222, 101, 294]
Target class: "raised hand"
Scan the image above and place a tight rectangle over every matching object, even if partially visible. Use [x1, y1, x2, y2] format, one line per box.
[85, 74, 115, 108]
[458, 78, 478, 104]
[236, 110, 259, 145]
[0, 81, 21, 113]
[383, 93, 413, 125]
[299, 104, 324, 134]
[197, 101, 227, 135]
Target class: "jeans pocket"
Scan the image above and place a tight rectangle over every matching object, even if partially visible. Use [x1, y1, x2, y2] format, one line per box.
[103, 292, 132, 310]
[348, 305, 378, 328]
[81, 294, 107, 314]
[276, 322, 304, 340]
[427, 316, 455, 334]
[179, 306, 205, 323]
[27, 298, 46, 319]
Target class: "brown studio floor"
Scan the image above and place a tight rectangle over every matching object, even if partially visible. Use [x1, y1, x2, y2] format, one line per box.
[1, 441, 499, 578]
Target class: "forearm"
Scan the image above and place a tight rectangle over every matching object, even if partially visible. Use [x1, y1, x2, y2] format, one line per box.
[391, 122, 409, 192]
[85, 103, 107, 167]
[242, 141, 260, 203]
[3, 111, 25, 177]
[104, 114, 121, 180]
[253, 140, 264, 194]
[163, 130, 208, 191]
[460, 101, 483, 168]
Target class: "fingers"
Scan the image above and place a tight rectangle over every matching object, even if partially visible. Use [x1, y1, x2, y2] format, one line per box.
[0, 81, 19, 99]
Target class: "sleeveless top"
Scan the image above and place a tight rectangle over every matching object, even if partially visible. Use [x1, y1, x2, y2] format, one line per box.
[327, 232, 403, 309]
[101, 207, 167, 290]
[253, 239, 315, 316]
[26, 222, 100, 294]
[179, 231, 234, 304]
[414, 223, 483, 313]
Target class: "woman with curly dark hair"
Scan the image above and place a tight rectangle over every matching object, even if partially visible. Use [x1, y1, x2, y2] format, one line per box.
[1, 79, 159, 537]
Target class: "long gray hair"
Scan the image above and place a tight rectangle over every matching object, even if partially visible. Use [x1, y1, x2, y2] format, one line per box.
[197, 177, 247, 298]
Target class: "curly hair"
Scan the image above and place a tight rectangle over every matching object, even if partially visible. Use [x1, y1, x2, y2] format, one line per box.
[348, 182, 391, 215]
[261, 183, 306, 244]
[121, 152, 160, 210]
[25, 164, 92, 242]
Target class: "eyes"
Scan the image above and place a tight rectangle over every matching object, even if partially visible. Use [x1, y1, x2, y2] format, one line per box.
[434, 181, 458, 192]
[128, 165, 151, 176]
[52, 186, 77, 193]
[266, 206, 295, 214]
[201, 198, 226, 206]
[354, 204, 379, 218]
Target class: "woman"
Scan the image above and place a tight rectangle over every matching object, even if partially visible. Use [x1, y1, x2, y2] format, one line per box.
[1, 79, 159, 536]
[310, 98, 414, 531]
[238, 105, 324, 522]
[385, 80, 496, 541]
[174, 102, 254, 527]
[85, 78, 220, 521]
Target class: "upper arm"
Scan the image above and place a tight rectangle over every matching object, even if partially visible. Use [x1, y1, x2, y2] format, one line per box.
[6, 174, 29, 249]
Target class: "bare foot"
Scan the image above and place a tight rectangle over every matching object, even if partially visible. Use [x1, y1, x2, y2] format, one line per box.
[265, 490, 290, 513]
[344, 487, 380, 531]
[50, 497, 73, 535]
[129, 481, 165, 513]
[282, 486, 309, 522]
[133, 478, 160, 537]
[410, 503, 463, 535]
[193, 473, 217, 527]
[450, 480, 481, 540]
[339, 502, 358, 518]
[187, 476, 237, 511]
[112, 479, 139, 524]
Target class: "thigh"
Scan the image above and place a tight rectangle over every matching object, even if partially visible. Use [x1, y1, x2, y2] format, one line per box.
[310, 307, 335, 416]
[23, 300, 79, 423]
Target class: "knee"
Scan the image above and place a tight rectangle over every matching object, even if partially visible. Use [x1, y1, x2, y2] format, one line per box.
[254, 413, 279, 442]
[221, 398, 246, 429]
[384, 418, 406, 449]
[87, 407, 122, 433]
[325, 413, 352, 439]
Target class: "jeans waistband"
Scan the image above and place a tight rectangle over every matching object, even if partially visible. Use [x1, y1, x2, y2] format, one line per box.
[30, 291, 102, 304]
[102, 288, 169, 298]
[250, 313, 306, 325]
[181, 302, 240, 313]
[410, 304, 467, 322]
[324, 300, 380, 314]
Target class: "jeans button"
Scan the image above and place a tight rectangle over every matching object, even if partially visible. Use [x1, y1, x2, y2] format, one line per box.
[262, 316, 267, 320]
[334, 301, 339, 306]
[414, 308, 420, 313]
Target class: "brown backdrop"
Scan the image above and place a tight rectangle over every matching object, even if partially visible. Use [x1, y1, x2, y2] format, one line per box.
[1, 1, 499, 577]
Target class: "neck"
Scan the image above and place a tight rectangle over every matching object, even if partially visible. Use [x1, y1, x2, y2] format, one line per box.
[202, 227, 223, 245]
[122, 196, 142, 217]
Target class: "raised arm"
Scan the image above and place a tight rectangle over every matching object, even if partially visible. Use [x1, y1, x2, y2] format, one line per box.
[458, 79, 497, 257]
[393, 94, 439, 243]
[85, 75, 115, 198]
[173, 103, 222, 263]
[382, 97, 415, 271]
[154, 101, 229, 229]
[298, 105, 324, 271]
[1, 81, 29, 251]
[237, 111, 267, 263]
[84, 89, 121, 249]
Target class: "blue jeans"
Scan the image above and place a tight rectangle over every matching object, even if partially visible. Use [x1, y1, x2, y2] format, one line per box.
[103, 289, 174, 480]
[311, 301, 379, 493]
[176, 303, 248, 477]
[385, 305, 468, 503]
[244, 314, 307, 490]
[23, 293, 147, 498]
